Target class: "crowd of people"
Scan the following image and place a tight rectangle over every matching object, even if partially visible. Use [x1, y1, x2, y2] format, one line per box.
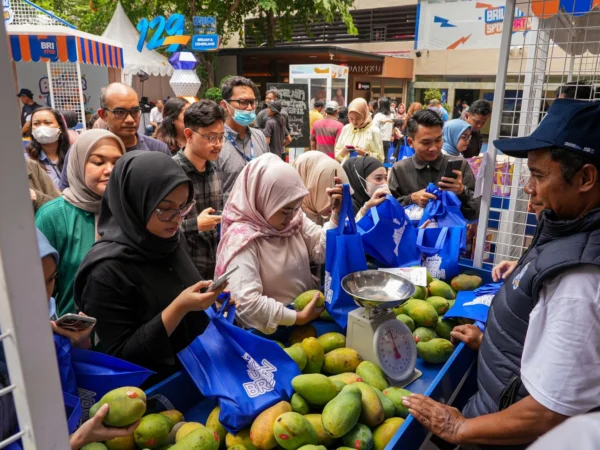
[9, 74, 600, 449]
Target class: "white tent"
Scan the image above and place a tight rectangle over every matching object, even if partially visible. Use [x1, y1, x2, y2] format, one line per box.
[102, 2, 173, 84]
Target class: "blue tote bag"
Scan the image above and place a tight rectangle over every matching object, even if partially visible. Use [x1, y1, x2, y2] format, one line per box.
[419, 183, 467, 250]
[178, 295, 300, 434]
[416, 227, 461, 281]
[397, 137, 415, 160]
[357, 196, 421, 268]
[445, 282, 504, 328]
[324, 184, 368, 329]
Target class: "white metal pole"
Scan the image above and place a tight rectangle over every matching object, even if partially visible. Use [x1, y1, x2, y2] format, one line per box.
[75, 62, 87, 131]
[472, 0, 517, 268]
[0, 18, 71, 450]
[46, 61, 56, 109]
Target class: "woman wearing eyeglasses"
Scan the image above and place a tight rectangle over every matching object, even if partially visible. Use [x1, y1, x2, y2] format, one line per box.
[173, 100, 226, 279]
[441, 119, 473, 157]
[74, 151, 226, 383]
[36, 130, 125, 316]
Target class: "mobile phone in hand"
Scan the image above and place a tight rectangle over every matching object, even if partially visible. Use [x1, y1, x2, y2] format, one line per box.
[442, 159, 462, 179]
[207, 265, 239, 292]
[55, 314, 96, 332]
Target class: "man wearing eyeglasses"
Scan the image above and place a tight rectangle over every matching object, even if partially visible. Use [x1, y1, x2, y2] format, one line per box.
[173, 100, 225, 279]
[58, 83, 170, 189]
[461, 99, 492, 158]
[218, 76, 268, 204]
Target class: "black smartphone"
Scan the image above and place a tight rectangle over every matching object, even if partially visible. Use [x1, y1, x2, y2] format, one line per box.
[442, 159, 462, 179]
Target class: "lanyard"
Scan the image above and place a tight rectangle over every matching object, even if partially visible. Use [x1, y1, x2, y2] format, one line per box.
[227, 133, 254, 163]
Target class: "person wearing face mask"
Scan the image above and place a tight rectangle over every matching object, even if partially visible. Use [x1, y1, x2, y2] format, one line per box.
[215, 154, 343, 335]
[442, 119, 472, 157]
[218, 76, 269, 204]
[342, 156, 390, 220]
[74, 151, 226, 383]
[26, 107, 71, 189]
[36, 130, 125, 316]
[291, 150, 350, 226]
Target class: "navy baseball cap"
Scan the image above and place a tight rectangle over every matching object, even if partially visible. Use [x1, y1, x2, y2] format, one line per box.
[494, 99, 600, 160]
[17, 88, 33, 98]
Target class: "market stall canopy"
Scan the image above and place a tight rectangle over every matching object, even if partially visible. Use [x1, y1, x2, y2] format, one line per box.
[522, 0, 600, 55]
[102, 2, 173, 77]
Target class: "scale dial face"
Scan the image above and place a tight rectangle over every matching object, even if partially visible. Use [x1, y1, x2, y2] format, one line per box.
[373, 319, 417, 381]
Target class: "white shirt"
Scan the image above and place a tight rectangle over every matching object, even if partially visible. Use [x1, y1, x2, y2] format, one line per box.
[150, 107, 163, 125]
[521, 265, 600, 416]
[373, 112, 394, 141]
[527, 412, 600, 450]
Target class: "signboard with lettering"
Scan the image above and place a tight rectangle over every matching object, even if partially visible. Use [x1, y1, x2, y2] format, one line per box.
[193, 16, 217, 34]
[347, 63, 383, 75]
[267, 83, 310, 148]
[355, 82, 371, 90]
[4, 0, 14, 24]
[192, 34, 219, 51]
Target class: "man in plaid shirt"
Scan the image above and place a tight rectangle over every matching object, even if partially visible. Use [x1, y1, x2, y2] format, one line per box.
[173, 100, 225, 279]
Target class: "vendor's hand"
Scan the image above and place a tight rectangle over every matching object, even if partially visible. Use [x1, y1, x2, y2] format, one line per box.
[51, 312, 94, 350]
[197, 208, 221, 232]
[401, 394, 467, 444]
[175, 280, 226, 313]
[70, 403, 139, 450]
[354, 146, 368, 157]
[439, 170, 465, 195]
[326, 176, 344, 217]
[450, 324, 483, 351]
[492, 260, 518, 282]
[410, 189, 437, 208]
[364, 188, 391, 211]
[30, 189, 37, 202]
[295, 292, 324, 326]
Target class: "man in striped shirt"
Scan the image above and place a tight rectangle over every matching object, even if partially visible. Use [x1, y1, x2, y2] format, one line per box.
[310, 101, 344, 158]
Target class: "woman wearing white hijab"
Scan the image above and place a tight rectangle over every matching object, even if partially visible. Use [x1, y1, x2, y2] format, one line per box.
[36, 129, 125, 316]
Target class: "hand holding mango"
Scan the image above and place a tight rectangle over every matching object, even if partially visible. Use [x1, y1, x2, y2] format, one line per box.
[70, 403, 140, 450]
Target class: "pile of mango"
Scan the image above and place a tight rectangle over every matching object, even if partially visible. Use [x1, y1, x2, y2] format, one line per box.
[81, 386, 218, 450]
[394, 274, 482, 364]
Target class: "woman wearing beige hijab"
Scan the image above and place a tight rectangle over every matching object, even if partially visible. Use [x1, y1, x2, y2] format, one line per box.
[35, 129, 125, 315]
[292, 151, 349, 225]
[334, 98, 385, 164]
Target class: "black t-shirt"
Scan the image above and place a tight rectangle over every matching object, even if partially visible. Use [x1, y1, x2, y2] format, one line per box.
[262, 116, 287, 156]
[21, 102, 41, 126]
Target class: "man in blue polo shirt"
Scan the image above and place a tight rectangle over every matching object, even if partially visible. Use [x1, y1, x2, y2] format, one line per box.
[402, 99, 600, 449]
[59, 83, 170, 189]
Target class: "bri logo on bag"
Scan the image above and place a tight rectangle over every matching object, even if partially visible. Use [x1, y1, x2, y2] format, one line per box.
[512, 262, 530, 290]
[242, 353, 277, 398]
[463, 294, 494, 307]
[392, 218, 406, 257]
[423, 255, 445, 279]
[324, 273, 333, 304]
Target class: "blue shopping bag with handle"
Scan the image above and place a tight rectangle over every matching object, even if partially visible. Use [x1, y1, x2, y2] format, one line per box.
[357, 196, 421, 268]
[396, 137, 415, 160]
[178, 294, 300, 434]
[416, 227, 461, 281]
[445, 283, 504, 331]
[419, 183, 467, 250]
[324, 184, 368, 329]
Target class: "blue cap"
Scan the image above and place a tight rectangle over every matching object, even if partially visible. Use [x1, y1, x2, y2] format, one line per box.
[494, 99, 600, 160]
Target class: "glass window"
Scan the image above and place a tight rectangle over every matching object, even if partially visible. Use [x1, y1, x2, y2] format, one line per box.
[310, 80, 327, 109]
[331, 79, 347, 107]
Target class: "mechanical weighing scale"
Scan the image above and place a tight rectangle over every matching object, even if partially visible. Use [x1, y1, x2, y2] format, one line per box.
[342, 270, 422, 387]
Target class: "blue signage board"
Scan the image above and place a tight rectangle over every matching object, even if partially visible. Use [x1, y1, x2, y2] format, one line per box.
[38, 36, 58, 60]
[191, 34, 219, 51]
[193, 16, 217, 34]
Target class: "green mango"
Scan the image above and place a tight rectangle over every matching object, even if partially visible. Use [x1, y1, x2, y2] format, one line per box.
[355, 361, 389, 391]
[284, 346, 308, 371]
[319, 310, 334, 321]
[304, 414, 335, 447]
[428, 280, 455, 300]
[291, 393, 310, 415]
[289, 325, 317, 345]
[294, 290, 325, 311]
[435, 317, 457, 340]
[321, 385, 362, 438]
[316, 332, 346, 354]
[395, 314, 415, 332]
[450, 274, 483, 292]
[417, 338, 455, 364]
[273, 412, 318, 450]
[412, 285, 428, 300]
[81, 444, 108, 450]
[171, 427, 220, 450]
[89, 387, 147, 428]
[342, 423, 373, 450]
[206, 406, 227, 449]
[382, 387, 412, 418]
[373, 418, 404, 450]
[353, 382, 385, 428]
[322, 348, 361, 375]
[373, 388, 396, 419]
[297, 446, 327, 450]
[412, 327, 437, 343]
[134, 414, 172, 449]
[301, 337, 325, 374]
[292, 374, 338, 405]
[104, 435, 136, 450]
[403, 299, 438, 328]
[425, 296, 451, 315]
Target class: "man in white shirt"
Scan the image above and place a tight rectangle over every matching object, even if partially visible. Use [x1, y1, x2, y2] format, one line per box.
[401, 99, 600, 449]
[149, 99, 164, 130]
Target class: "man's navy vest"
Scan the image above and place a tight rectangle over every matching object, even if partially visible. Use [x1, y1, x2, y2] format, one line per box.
[462, 208, 600, 448]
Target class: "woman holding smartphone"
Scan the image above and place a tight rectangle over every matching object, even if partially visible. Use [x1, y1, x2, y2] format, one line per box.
[334, 98, 384, 164]
[74, 151, 226, 383]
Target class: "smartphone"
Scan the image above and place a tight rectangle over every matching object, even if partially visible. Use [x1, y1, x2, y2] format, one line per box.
[345, 145, 355, 150]
[211, 210, 222, 216]
[55, 314, 96, 332]
[443, 159, 463, 179]
[207, 265, 239, 292]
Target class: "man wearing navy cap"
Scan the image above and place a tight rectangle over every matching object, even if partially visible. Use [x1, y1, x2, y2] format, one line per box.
[17, 88, 41, 127]
[402, 99, 600, 449]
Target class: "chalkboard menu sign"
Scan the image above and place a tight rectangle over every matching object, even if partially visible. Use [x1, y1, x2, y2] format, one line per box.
[267, 83, 310, 148]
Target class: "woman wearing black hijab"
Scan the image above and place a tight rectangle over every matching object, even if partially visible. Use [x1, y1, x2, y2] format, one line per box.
[74, 151, 226, 383]
[343, 156, 391, 220]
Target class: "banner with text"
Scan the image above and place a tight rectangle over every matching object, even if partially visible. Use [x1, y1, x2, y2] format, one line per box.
[267, 83, 310, 148]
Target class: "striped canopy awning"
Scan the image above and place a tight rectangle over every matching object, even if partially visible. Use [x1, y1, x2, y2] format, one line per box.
[9, 33, 123, 68]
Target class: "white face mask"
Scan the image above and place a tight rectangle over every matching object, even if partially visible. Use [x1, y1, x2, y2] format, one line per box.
[32, 126, 61, 144]
[367, 182, 388, 197]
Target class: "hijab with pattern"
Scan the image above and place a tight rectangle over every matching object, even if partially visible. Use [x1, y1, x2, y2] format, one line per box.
[343, 156, 384, 214]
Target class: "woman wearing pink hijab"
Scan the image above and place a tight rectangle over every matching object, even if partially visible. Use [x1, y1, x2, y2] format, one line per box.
[215, 153, 343, 334]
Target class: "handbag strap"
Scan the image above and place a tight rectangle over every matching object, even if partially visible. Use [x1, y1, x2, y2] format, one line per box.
[207, 292, 236, 324]
[336, 184, 358, 235]
[417, 227, 449, 252]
